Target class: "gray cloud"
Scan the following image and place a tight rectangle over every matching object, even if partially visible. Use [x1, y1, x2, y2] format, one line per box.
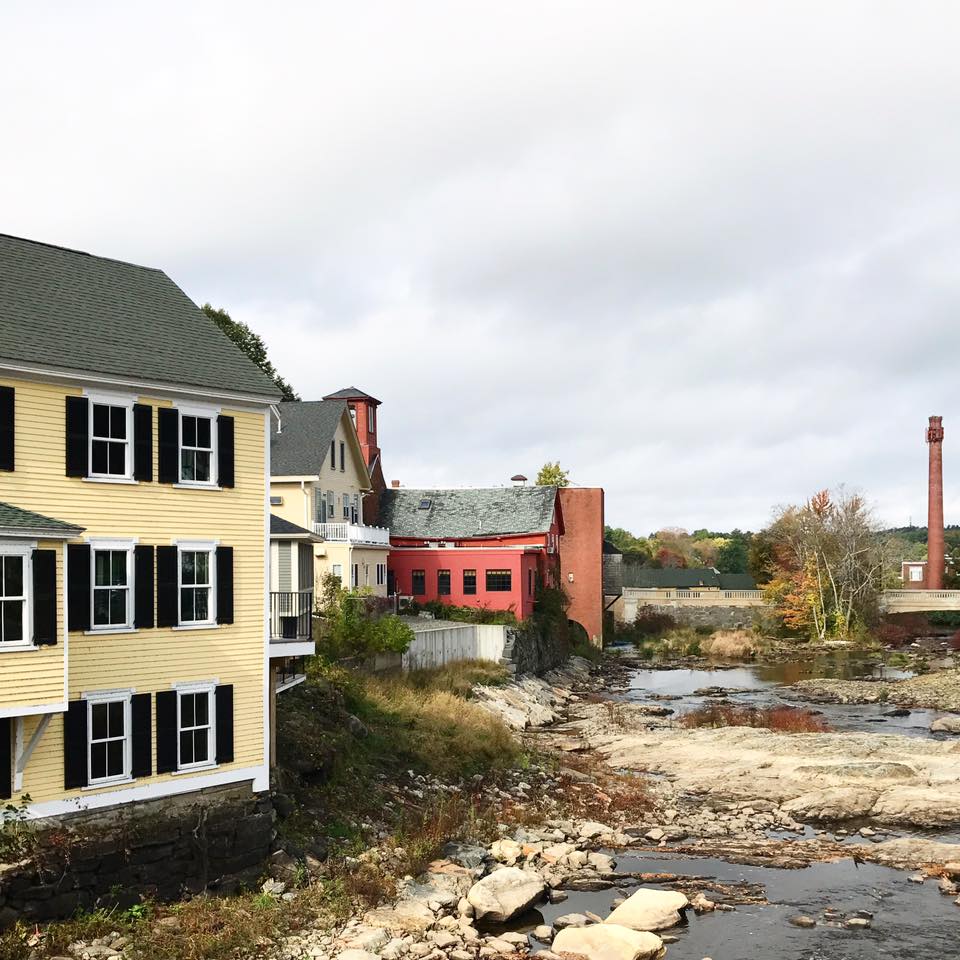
[3, 1, 960, 532]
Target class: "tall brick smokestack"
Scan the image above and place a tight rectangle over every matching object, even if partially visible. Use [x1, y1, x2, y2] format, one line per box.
[927, 415, 945, 590]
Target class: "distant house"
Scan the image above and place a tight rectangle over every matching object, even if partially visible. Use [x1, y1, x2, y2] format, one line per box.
[270, 400, 390, 596]
[615, 566, 764, 622]
[380, 486, 563, 620]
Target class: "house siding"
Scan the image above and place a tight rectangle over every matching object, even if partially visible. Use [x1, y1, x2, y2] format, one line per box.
[0, 376, 268, 807]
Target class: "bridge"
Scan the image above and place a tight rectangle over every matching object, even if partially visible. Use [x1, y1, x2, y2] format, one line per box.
[881, 590, 960, 613]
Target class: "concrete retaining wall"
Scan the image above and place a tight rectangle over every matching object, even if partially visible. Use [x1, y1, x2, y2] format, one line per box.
[401, 622, 507, 670]
[642, 603, 762, 630]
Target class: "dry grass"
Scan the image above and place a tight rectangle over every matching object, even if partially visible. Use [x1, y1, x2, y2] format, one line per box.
[700, 629, 761, 660]
[680, 704, 830, 732]
[403, 659, 511, 697]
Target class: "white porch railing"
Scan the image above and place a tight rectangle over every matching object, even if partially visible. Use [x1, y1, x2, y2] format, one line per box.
[312, 522, 390, 546]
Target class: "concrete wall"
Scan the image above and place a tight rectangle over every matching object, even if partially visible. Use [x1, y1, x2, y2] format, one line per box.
[558, 487, 605, 646]
[632, 602, 762, 630]
[402, 622, 507, 670]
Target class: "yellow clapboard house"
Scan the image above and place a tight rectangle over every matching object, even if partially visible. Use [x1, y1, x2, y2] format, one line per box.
[0, 233, 287, 817]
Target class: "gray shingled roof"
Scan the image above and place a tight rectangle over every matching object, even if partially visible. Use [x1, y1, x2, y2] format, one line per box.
[718, 573, 758, 590]
[323, 386, 380, 404]
[379, 486, 558, 539]
[623, 566, 721, 589]
[0, 235, 282, 400]
[0, 502, 84, 538]
[270, 514, 315, 538]
[271, 400, 346, 476]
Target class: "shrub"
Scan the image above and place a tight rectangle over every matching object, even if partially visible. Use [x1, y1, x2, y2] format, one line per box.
[632, 605, 677, 637]
[950, 630, 960, 652]
[700, 629, 760, 660]
[681, 704, 830, 733]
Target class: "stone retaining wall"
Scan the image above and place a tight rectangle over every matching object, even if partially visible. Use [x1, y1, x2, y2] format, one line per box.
[645, 603, 760, 630]
[0, 781, 274, 926]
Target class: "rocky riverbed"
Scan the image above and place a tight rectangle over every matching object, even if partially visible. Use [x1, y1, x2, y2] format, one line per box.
[792, 668, 960, 712]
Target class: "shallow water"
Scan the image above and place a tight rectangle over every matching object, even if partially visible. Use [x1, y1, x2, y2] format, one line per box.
[523, 852, 959, 960]
[623, 655, 955, 738]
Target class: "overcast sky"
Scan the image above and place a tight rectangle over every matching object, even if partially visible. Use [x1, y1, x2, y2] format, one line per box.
[3, 2, 959, 534]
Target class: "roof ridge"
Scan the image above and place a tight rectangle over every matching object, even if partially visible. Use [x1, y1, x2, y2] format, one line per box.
[0, 233, 162, 274]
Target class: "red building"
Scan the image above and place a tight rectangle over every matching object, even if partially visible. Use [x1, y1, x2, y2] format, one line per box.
[379, 486, 564, 620]
[558, 487, 605, 645]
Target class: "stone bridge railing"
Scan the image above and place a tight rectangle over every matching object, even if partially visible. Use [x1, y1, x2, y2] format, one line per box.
[881, 589, 960, 612]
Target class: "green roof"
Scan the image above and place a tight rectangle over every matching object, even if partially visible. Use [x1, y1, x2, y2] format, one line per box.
[0, 235, 282, 401]
[622, 566, 757, 590]
[271, 400, 347, 476]
[0, 502, 83, 538]
[378, 486, 559, 539]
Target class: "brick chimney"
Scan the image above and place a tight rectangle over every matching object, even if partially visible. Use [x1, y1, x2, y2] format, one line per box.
[927, 415, 945, 589]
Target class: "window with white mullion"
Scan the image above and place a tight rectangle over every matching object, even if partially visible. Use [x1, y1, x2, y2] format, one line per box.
[92, 548, 132, 628]
[177, 689, 214, 769]
[0, 554, 26, 643]
[179, 549, 214, 624]
[180, 414, 215, 484]
[88, 696, 130, 784]
[90, 403, 131, 477]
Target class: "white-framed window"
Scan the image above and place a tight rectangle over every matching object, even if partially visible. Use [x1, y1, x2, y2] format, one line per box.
[178, 543, 216, 625]
[331, 563, 343, 584]
[176, 682, 216, 771]
[326, 490, 334, 520]
[364, 564, 370, 586]
[90, 541, 134, 630]
[342, 494, 350, 520]
[90, 402, 132, 478]
[180, 413, 216, 485]
[0, 545, 30, 645]
[87, 691, 132, 785]
[351, 563, 359, 588]
[376, 562, 386, 586]
[909, 566, 924, 582]
[351, 494, 360, 524]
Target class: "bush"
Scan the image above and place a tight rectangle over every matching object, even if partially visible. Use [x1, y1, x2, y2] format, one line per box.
[316, 574, 414, 661]
[632, 605, 677, 637]
[950, 630, 960, 652]
[700, 629, 761, 660]
[681, 704, 830, 733]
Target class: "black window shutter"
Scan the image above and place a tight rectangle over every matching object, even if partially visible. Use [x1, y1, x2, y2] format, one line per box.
[65, 396, 89, 478]
[215, 684, 234, 764]
[32, 549, 57, 645]
[157, 408, 179, 484]
[131, 693, 152, 778]
[67, 544, 91, 632]
[133, 404, 153, 482]
[156, 690, 177, 774]
[217, 415, 235, 488]
[0, 386, 14, 472]
[134, 545, 155, 629]
[156, 546, 178, 628]
[216, 546, 234, 624]
[63, 700, 88, 789]
[0, 717, 10, 800]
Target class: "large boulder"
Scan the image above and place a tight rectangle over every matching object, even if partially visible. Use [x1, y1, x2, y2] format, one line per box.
[931, 716, 960, 734]
[466, 867, 546, 922]
[604, 889, 688, 932]
[553, 924, 664, 960]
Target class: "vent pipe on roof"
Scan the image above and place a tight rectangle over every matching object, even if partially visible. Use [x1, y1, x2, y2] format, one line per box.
[511, 474, 528, 486]
[391, 480, 401, 488]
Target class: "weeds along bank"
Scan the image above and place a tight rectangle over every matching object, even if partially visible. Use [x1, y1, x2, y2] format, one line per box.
[0, 658, 600, 960]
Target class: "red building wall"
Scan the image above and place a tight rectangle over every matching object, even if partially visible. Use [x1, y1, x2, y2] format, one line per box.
[558, 487, 605, 646]
[389, 547, 543, 619]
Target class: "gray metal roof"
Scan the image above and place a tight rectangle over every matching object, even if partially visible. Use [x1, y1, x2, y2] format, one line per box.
[0, 501, 84, 538]
[379, 486, 558, 539]
[0, 235, 281, 400]
[271, 400, 347, 476]
[623, 566, 721, 589]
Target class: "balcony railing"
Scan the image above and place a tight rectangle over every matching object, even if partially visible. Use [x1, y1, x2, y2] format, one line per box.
[312, 522, 390, 546]
[270, 590, 313, 641]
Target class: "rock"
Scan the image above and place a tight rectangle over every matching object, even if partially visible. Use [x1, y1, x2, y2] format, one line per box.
[644, 829, 665, 843]
[604, 889, 689, 932]
[565, 877, 615, 891]
[498, 933, 529, 946]
[859, 827, 876, 837]
[589, 853, 617, 873]
[579, 821, 613, 840]
[261, 878, 286, 896]
[347, 929, 390, 952]
[552, 924, 665, 960]
[549, 890, 568, 903]
[553, 913, 590, 930]
[365, 899, 437, 935]
[467, 867, 546, 922]
[451, 952, 474, 960]
[908, 873, 926, 884]
[690, 894, 715, 914]
[458, 897, 475, 917]
[490, 839, 523, 865]
[939, 876, 958, 895]
[346, 714, 369, 738]
[930, 716, 960, 734]
[944, 862, 960, 878]
[339, 951, 381, 960]
[844, 917, 871, 929]
[484, 937, 518, 953]
[429, 932, 460, 949]
[788, 916, 816, 928]
[444, 843, 489, 870]
[533, 926, 554, 942]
